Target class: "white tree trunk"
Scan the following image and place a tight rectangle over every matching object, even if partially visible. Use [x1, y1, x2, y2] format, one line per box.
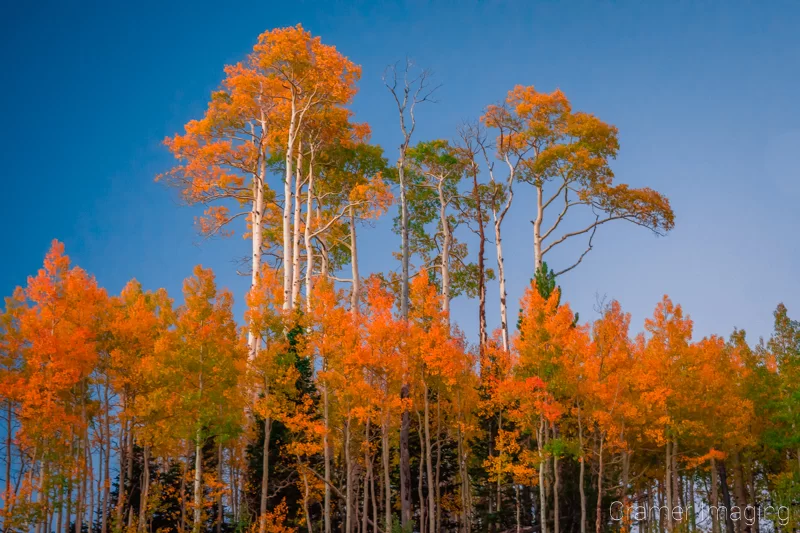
[291, 145, 304, 308]
[138, 446, 150, 533]
[711, 455, 720, 533]
[665, 440, 672, 532]
[282, 98, 297, 311]
[324, 385, 332, 533]
[578, 407, 587, 533]
[193, 430, 203, 533]
[304, 157, 315, 313]
[553, 425, 560, 533]
[349, 206, 360, 314]
[382, 411, 392, 533]
[424, 387, 436, 533]
[534, 184, 543, 270]
[493, 214, 510, 352]
[438, 182, 451, 326]
[248, 159, 265, 360]
[345, 417, 353, 533]
[538, 415, 548, 533]
[362, 420, 371, 533]
[596, 434, 605, 533]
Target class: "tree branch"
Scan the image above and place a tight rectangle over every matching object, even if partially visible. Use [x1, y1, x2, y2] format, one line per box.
[553, 217, 599, 277]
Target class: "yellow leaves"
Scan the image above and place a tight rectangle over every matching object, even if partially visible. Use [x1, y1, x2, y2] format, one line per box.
[252, 24, 361, 105]
[15, 240, 107, 450]
[248, 500, 293, 533]
[245, 266, 286, 340]
[347, 173, 394, 219]
[407, 270, 468, 388]
[197, 205, 234, 238]
[161, 26, 364, 248]
[484, 429, 539, 487]
[283, 395, 325, 459]
[591, 182, 676, 233]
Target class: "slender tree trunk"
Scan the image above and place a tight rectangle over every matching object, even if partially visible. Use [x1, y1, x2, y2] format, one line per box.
[457, 419, 469, 533]
[647, 482, 655, 533]
[259, 417, 272, 533]
[417, 420, 426, 533]
[302, 466, 313, 533]
[398, 162, 413, 532]
[710, 455, 720, 533]
[345, 416, 353, 533]
[216, 443, 223, 533]
[87, 434, 94, 532]
[578, 407, 586, 533]
[493, 215, 510, 352]
[362, 419, 371, 533]
[39, 460, 49, 533]
[56, 478, 63, 533]
[304, 154, 315, 313]
[672, 439, 681, 529]
[538, 416, 548, 533]
[718, 460, 735, 533]
[435, 399, 442, 533]
[424, 389, 435, 533]
[621, 449, 630, 533]
[248, 150, 266, 358]
[732, 451, 747, 533]
[116, 419, 126, 528]
[533, 184, 543, 269]
[438, 182, 451, 325]
[230, 454, 238, 526]
[471, 164, 488, 355]
[193, 430, 203, 533]
[395, 100, 413, 529]
[497, 424, 503, 530]
[283, 98, 297, 311]
[596, 433, 605, 533]
[688, 469, 696, 533]
[350, 206, 360, 314]
[318, 205, 330, 280]
[324, 386, 332, 533]
[3, 400, 12, 524]
[193, 349, 205, 533]
[400, 384, 412, 529]
[398, 143, 409, 320]
[553, 424, 560, 533]
[665, 440, 673, 533]
[485, 158, 514, 352]
[180, 451, 188, 533]
[102, 377, 111, 533]
[747, 457, 758, 533]
[382, 410, 392, 533]
[66, 467, 73, 533]
[371, 461, 379, 533]
[292, 145, 304, 308]
[139, 446, 150, 533]
[126, 422, 134, 528]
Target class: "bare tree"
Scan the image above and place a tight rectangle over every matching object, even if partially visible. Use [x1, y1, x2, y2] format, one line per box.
[384, 58, 439, 530]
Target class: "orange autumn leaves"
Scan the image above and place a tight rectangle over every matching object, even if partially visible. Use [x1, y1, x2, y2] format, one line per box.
[0, 234, 787, 533]
[506, 281, 757, 465]
[13, 241, 105, 453]
[159, 23, 372, 243]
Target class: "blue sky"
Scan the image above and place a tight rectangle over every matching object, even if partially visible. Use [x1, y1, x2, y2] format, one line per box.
[2, 0, 798, 345]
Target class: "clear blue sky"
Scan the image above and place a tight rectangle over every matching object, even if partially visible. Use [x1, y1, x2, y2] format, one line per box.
[2, 0, 798, 345]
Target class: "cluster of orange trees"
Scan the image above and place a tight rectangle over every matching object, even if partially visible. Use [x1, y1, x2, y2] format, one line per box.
[1, 24, 798, 533]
